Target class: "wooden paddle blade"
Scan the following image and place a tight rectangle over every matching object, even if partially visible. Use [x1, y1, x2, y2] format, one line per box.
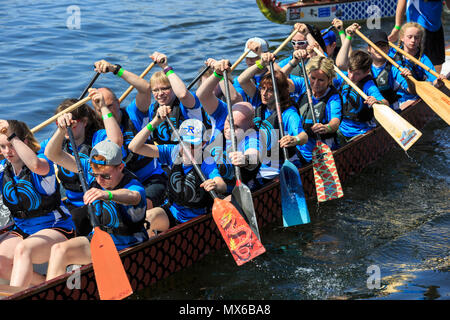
[212, 198, 265, 266]
[91, 227, 133, 300]
[413, 79, 450, 125]
[280, 160, 310, 227]
[312, 141, 344, 202]
[373, 104, 423, 151]
[232, 183, 261, 241]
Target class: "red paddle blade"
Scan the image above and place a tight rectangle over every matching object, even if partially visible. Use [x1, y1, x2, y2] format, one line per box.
[212, 198, 266, 266]
[312, 141, 344, 203]
[91, 227, 133, 300]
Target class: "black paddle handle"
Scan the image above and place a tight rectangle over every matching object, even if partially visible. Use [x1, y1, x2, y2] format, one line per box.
[299, 57, 320, 141]
[222, 70, 243, 183]
[67, 71, 101, 227]
[79, 71, 101, 100]
[165, 117, 218, 199]
[268, 61, 289, 160]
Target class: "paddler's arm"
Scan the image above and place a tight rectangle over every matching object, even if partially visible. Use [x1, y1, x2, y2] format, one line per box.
[128, 106, 170, 158]
[94, 59, 151, 113]
[196, 58, 223, 115]
[44, 115, 78, 173]
[150, 51, 197, 109]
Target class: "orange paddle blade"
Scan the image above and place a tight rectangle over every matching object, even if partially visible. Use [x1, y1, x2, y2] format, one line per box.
[212, 198, 266, 266]
[91, 227, 133, 300]
[312, 141, 344, 202]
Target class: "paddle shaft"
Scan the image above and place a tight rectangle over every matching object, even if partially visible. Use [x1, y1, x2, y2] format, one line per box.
[164, 117, 219, 199]
[299, 56, 321, 140]
[69, 71, 102, 227]
[389, 41, 450, 88]
[32, 62, 155, 134]
[222, 71, 243, 183]
[268, 61, 289, 160]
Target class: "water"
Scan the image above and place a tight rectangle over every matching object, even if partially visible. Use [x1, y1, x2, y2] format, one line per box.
[0, 0, 449, 301]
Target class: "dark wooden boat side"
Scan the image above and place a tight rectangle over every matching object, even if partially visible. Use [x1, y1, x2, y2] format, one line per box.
[4, 97, 438, 300]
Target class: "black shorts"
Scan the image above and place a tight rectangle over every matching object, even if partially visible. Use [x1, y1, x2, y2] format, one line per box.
[424, 26, 445, 66]
[142, 174, 168, 207]
[161, 203, 180, 229]
[4, 223, 75, 240]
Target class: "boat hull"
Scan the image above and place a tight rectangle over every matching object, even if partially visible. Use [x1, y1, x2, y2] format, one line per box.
[256, 0, 397, 25]
[3, 96, 439, 300]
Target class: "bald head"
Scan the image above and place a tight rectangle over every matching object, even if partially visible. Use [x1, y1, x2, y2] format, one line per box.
[231, 102, 255, 130]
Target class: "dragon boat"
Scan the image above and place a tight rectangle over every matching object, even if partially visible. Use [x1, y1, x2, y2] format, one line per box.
[0, 92, 443, 300]
[256, 0, 397, 25]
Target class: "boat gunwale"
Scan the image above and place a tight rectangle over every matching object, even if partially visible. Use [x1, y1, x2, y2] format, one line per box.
[3, 96, 439, 300]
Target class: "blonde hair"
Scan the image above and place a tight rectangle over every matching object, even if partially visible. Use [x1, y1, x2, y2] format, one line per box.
[150, 71, 171, 88]
[306, 56, 335, 83]
[399, 22, 425, 56]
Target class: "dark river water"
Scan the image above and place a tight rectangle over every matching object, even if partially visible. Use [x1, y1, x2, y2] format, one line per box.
[0, 0, 448, 302]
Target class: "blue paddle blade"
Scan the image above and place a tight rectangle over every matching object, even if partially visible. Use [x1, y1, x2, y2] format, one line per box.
[280, 160, 310, 227]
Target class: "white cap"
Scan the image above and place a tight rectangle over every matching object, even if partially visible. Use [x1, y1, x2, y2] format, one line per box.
[179, 119, 206, 146]
[245, 37, 269, 58]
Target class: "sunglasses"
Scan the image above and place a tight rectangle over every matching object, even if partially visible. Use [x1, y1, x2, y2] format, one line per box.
[291, 40, 308, 47]
[91, 172, 112, 180]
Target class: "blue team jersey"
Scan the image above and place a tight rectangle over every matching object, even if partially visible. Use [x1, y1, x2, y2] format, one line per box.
[297, 87, 342, 162]
[157, 144, 221, 223]
[92, 98, 165, 182]
[0, 156, 74, 235]
[334, 72, 385, 138]
[79, 158, 148, 251]
[407, 0, 443, 32]
[371, 63, 410, 111]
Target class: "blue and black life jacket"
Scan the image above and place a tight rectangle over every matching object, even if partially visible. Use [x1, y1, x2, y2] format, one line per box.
[166, 157, 213, 210]
[341, 75, 374, 122]
[297, 86, 341, 140]
[57, 139, 91, 192]
[371, 63, 400, 105]
[2, 162, 64, 219]
[90, 169, 146, 236]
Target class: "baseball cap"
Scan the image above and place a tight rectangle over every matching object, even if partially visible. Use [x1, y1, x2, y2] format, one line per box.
[90, 140, 123, 166]
[321, 29, 336, 46]
[245, 37, 269, 58]
[179, 119, 205, 146]
[368, 30, 388, 45]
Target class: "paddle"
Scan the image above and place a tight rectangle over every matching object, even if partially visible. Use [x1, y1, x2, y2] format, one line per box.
[165, 118, 265, 266]
[313, 47, 423, 151]
[31, 61, 156, 134]
[222, 70, 261, 241]
[268, 60, 310, 227]
[388, 41, 450, 91]
[299, 57, 343, 203]
[354, 29, 450, 126]
[67, 73, 133, 300]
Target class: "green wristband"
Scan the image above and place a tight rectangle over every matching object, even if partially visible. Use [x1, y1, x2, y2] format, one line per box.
[102, 112, 113, 120]
[394, 25, 401, 30]
[117, 68, 124, 77]
[165, 69, 175, 77]
[327, 124, 332, 132]
[338, 30, 345, 35]
[213, 71, 223, 80]
[106, 190, 113, 201]
[346, 35, 352, 41]
[146, 122, 155, 132]
[255, 59, 265, 70]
